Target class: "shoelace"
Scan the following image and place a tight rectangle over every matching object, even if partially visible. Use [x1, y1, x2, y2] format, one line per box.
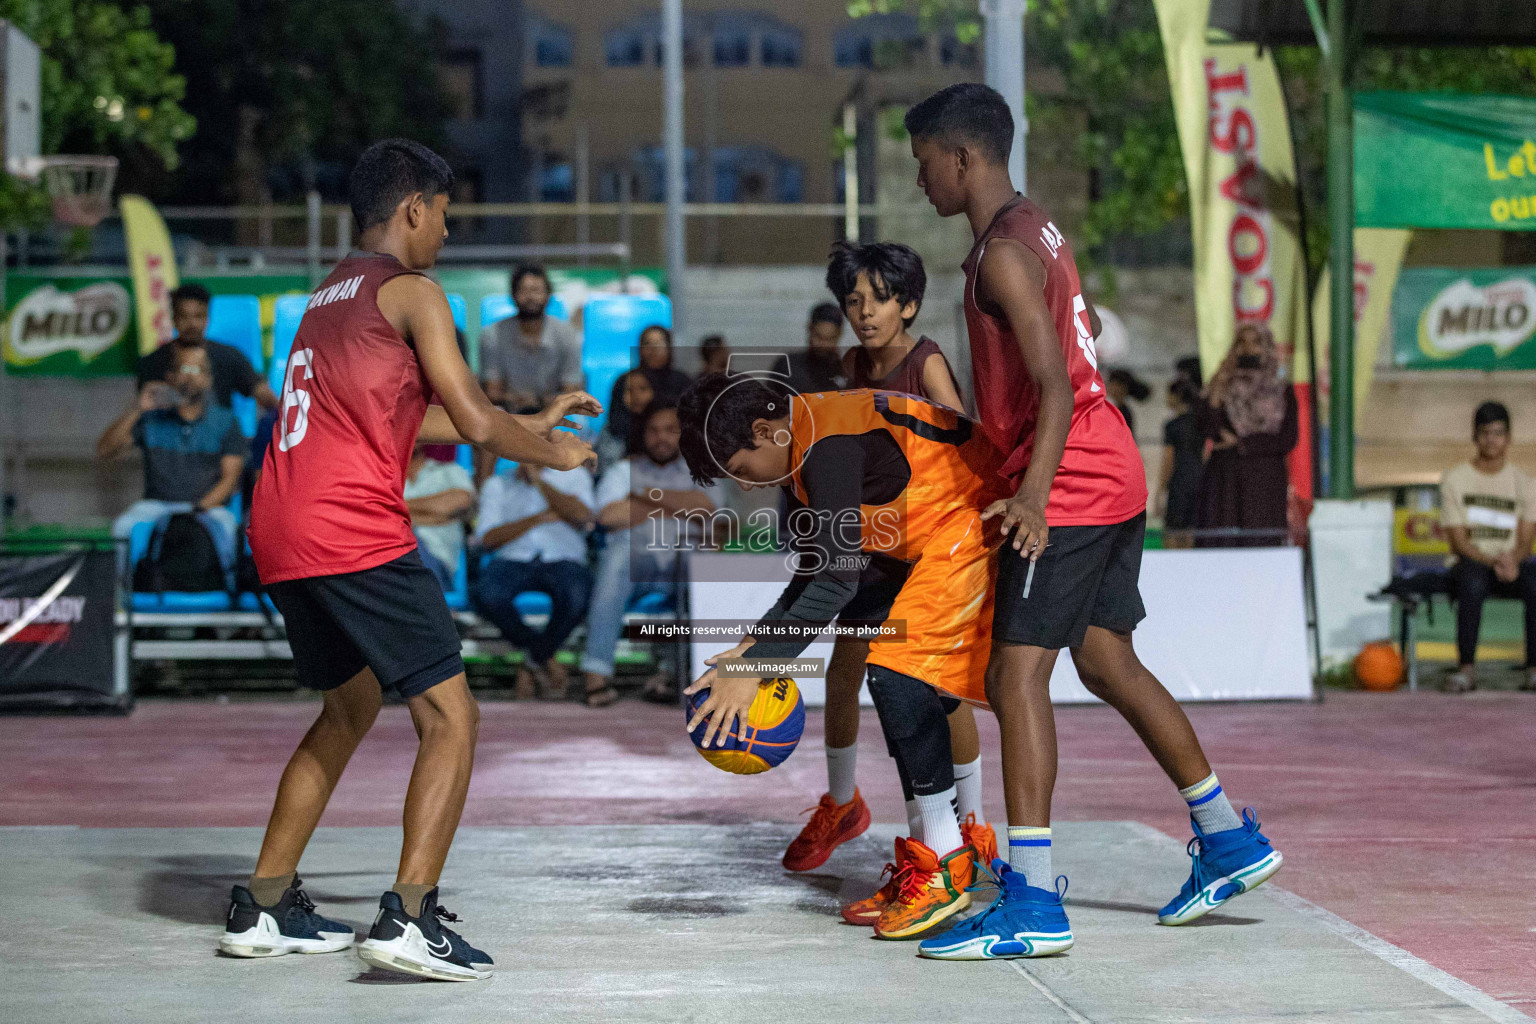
[894, 861, 937, 903]
[795, 798, 841, 844]
[433, 905, 461, 925]
[1186, 808, 1266, 890]
[958, 874, 1068, 932]
[292, 883, 318, 914]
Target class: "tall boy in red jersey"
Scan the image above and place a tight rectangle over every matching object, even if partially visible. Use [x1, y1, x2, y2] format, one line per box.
[219, 140, 598, 981]
[902, 86, 1283, 961]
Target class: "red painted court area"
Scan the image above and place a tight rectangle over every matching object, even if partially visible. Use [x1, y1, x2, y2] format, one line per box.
[3, 691, 1533, 1008]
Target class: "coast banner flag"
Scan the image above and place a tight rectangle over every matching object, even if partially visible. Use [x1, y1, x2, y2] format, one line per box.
[1310, 228, 1412, 430]
[1153, 0, 1310, 496]
[120, 195, 178, 356]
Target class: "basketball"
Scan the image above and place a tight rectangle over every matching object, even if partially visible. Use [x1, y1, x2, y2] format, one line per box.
[686, 677, 806, 775]
[1353, 641, 1404, 691]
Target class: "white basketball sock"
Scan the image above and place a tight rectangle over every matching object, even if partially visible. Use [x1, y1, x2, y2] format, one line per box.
[825, 743, 857, 806]
[917, 788, 964, 855]
[952, 756, 984, 823]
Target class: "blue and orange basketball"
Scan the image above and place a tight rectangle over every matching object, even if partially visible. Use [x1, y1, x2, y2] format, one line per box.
[686, 677, 805, 774]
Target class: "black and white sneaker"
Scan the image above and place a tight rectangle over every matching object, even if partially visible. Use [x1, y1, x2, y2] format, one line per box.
[218, 879, 355, 957]
[356, 888, 494, 981]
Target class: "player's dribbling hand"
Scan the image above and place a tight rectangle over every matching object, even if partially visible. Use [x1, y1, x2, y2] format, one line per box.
[685, 674, 761, 748]
[538, 391, 604, 434]
[982, 495, 1049, 560]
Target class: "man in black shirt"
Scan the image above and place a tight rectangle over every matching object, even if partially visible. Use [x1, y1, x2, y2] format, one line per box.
[786, 303, 849, 394]
[136, 283, 279, 413]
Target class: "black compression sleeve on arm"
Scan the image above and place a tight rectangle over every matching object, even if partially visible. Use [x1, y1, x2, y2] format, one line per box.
[749, 436, 866, 659]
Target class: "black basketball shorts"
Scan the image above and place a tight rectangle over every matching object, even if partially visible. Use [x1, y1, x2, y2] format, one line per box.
[993, 511, 1148, 651]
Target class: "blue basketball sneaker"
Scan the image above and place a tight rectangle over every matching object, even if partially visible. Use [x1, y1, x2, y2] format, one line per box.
[1158, 808, 1283, 925]
[218, 878, 354, 957]
[356, 888, 494, 981]
[918, 861, 1074, 960]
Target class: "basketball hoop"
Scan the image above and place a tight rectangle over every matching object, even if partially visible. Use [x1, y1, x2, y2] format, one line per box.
[37, 155, 118, 228]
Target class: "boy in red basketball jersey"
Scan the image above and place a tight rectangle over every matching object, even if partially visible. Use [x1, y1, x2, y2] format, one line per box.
[220, 140, 598, 981]
[902, 86, 1282, 961]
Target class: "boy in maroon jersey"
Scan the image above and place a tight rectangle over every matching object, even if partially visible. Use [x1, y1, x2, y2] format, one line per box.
[902, 86, 1282, 961]
[220, 140, 598, 981]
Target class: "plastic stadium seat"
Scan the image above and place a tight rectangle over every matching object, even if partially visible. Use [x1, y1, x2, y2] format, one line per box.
[626, 589, 675, 615]
[127, 519, 233, 612]
[513, 591, 553, 617]
[446, 293, 468, 333]
[269, 294, 310, 395]
[479, 293, 567, 330]
[581, 294, 673, 437]
[207, 294, 263, 437]
[443, 548, 470, 611]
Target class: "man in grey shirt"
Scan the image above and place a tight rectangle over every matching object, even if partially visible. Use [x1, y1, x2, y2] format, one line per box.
[478, 264, 585, 413]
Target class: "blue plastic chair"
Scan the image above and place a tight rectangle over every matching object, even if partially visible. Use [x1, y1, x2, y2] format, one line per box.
[446, 293, 468, 333]
[127, 518, 233, 611]
[442, 548, 470, 611]
[581, 294, 673, 437]
[205, 294, 263, 437]
[269, 294, 310, 396]
[479, 293, 567, 330]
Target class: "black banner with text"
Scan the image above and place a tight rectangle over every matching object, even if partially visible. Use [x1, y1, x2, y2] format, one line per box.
[0, 549, 120, 707]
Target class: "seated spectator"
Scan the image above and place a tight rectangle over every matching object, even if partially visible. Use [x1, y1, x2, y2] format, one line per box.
[404, 444, 475, 591]
[137, 283, 277, 413]
[1195, 324, 1297, 547]
[98, 345, 245, 574]
[1439, 401, 1536, 694]
[472, 462, 595, 699]
[787, 302, 850, 393]
[583, 402, 724, 706]
[700, 333, 730, 376]
[478, 264, 584, 414]
[622, 324, 691, 406]
[595, 369, 655, 476]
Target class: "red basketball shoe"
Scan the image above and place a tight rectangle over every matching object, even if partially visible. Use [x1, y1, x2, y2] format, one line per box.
[782, 789, 871, 872]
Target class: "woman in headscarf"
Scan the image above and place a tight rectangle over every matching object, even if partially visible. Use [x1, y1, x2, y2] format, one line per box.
[1194, 324, 1298, 547]
[601, 324, 692, 473]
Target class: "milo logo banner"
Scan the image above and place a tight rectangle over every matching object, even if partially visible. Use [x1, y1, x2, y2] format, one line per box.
[2, 275, 136, 376]
[1392, 267, 1536, 370]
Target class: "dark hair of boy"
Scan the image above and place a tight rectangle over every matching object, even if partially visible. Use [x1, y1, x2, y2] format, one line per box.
[170, 283, 212, 310]
[1169, 378, 1199, 409]
[510, 264, 549, 293]
[825, 241, 927, 329]
[1474, 400, 1510, 434]
[347, 139, 455, 233]
[903, 82, 1014, 164]
[677, 372, 795, 486]
[808, 302, 844, 328]
[1108, 368, 1151, 403]
[701, 334, 725, 354]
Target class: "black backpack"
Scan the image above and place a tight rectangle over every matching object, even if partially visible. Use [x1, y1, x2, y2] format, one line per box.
[132, 513, 230, 594]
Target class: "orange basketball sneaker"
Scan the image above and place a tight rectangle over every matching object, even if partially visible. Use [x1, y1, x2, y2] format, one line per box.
[961, 814, 998, 874]
[840, 836, 910, 925]
[873, 840, 976, 939]
[782, 789, 871, 872]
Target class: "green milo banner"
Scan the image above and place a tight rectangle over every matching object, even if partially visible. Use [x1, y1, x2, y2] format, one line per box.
[1392, 266, 1536, 370]
[1356, 92, 1536, 231]
[3, 272, 308, 377]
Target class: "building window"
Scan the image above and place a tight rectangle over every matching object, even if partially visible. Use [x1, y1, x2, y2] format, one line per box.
[834, 14, 923, 69]
[711, 146, 802, 203]
[940, 35, 977, 67]
[531, 20, 574, 68]
[440, 49, 482, 120]
[605, 26, 646, 67]
[452, 167, 482, 204]
[760, 26, 801, 67]
[540, 160, 574, 202]
[714, 24, 750, 67]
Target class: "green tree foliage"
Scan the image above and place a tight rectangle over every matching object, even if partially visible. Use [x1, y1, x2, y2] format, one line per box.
[852, 0, 1536, 266]
[140, 0, 452, 204]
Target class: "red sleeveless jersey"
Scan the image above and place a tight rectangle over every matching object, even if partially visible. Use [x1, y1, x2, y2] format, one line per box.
[961, 196, 1147, 526]
[249, 252, 430, 583]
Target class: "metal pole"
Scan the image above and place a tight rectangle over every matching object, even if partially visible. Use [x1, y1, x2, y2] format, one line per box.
[335, 207, 351, 262]
[842, 102, 859, 242]
[662, 0, 687, 339]
[1325, 0, 1354, 498]
[575, 122, 591, 265]
[982, 0, 1027, 194]
[305, 190, 322, 288]
[619, 168, 634, 288]
[0, 231, 8, 540]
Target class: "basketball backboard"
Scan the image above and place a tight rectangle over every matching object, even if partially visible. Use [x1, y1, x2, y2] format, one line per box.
[0, 21, 40, 178]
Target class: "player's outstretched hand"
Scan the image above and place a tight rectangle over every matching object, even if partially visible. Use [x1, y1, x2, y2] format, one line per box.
[685, 674, 761, 749]
[545, 431, 597, 471]
[982, 494, 1049, 559]
[538, 391, 604, 435]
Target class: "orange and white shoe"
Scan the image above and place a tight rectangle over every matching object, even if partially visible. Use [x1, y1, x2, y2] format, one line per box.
[873, 840, 976, 940]
[961, 814, 998, 879]
[840, 837, 910, 926]
[782, 789, 871, 872]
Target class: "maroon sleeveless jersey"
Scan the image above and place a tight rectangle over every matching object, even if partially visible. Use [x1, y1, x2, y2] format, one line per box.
[961, 196, 1146, 526]
[847, 336, 958, 403]
[249, 252, 430, 583]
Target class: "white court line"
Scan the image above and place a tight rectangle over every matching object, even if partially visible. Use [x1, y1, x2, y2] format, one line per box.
[1006, 960, 1094, 1023]
[1123, 821, 1533, 1024]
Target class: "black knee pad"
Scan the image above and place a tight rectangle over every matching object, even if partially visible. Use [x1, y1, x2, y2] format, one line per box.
[866, 664, 954, 797]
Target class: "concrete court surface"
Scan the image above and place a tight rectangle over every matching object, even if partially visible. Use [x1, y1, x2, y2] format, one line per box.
[1, 820, 1522, 1024]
